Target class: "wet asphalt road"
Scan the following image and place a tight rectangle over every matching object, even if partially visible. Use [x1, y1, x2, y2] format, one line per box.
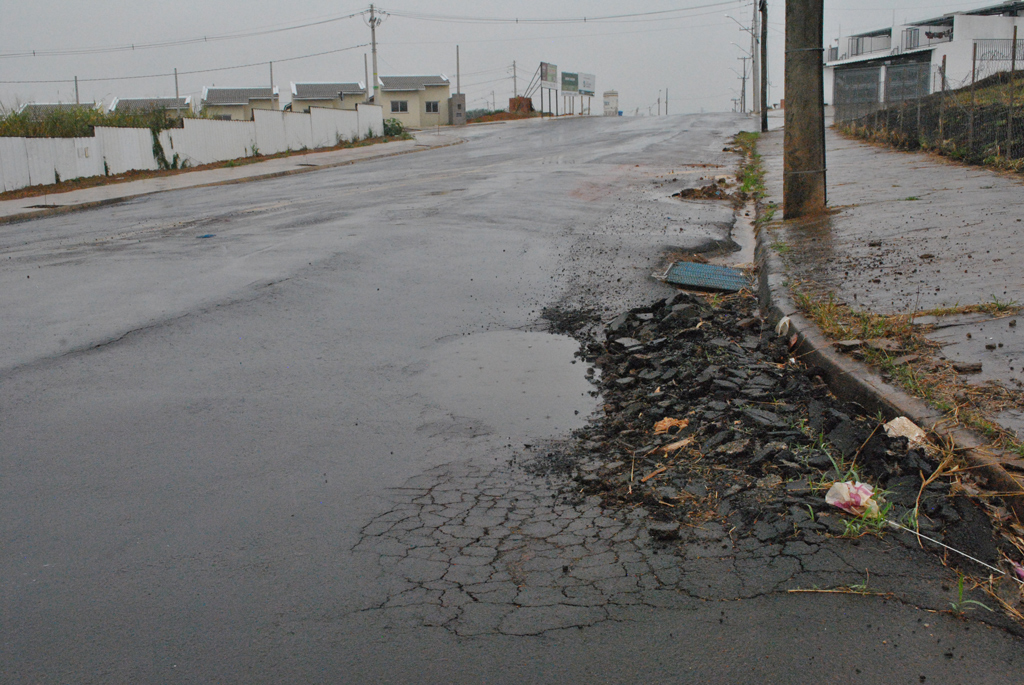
[2, 115, 1023, 683]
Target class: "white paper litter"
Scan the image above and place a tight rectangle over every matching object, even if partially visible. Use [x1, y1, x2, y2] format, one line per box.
[883, 416, 927, 444]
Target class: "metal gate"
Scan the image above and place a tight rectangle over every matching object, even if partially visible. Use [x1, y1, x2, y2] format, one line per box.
[834, 66, 882, 122]
[885, 62, 931, 103]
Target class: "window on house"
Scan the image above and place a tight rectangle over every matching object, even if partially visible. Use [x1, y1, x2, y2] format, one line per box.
[425, 101, 439, 113]
[391, 100, 408, 113]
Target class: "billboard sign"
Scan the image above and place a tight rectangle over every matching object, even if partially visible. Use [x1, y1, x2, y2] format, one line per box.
[579, 73, 596, 96]
[540, 62, 558, 89]
[561, 72, 579, 93]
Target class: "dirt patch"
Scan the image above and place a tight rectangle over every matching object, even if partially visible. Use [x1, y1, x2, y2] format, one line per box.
[674, 181, 749, 206]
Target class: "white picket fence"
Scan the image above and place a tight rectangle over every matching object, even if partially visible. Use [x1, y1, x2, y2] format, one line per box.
[0, 104, 385, 193]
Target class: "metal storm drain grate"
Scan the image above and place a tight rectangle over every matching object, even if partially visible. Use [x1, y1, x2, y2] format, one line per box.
[661, 261, 749, 293]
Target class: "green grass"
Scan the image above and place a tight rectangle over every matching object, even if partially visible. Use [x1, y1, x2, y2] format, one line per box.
[0, 105, 190, 138]
[732, 131, 767, 199]
[949, 573, 993, 617]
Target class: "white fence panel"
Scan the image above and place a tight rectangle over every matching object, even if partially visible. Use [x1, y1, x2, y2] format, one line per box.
[94, 127, 158, 175]
[23, 138, 57, 187]
[50, 139, 78, 182]
[72, 138, 105, 179]
[0, 138, 31, 192]
[253, 110, 288, 155]
[282, 111, 314, 151]
[310, 108, 361, 147]
[160, 119, 257, 166]
[357, 104, 384, 138]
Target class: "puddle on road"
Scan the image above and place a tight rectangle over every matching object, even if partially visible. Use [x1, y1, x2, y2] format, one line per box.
[420, 331, 597, 440]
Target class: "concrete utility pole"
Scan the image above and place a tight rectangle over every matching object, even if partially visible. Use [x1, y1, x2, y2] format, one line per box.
[369, 4, 381, 103]
[751, 0, 760, 118]
[174, 68, 181, 118]
[513, 60, 518, 98]
[761, 1, 769, 131]
[783, 0, 826, 218]
[739, 57, 748, 113]
[269, 62, 274, 91]
[1010, 26, 1017, 148]
[364, 54, 370, 103]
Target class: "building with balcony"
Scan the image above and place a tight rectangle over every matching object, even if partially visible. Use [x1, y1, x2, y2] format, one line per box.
[825, 1, 1024, 119]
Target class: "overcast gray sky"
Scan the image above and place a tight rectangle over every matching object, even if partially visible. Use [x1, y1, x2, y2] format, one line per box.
[0, 1, 997, 115]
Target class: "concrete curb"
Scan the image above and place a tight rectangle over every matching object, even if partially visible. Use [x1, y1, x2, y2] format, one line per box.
[753, 217, 1024, 521]
[0, 137, 465, 226]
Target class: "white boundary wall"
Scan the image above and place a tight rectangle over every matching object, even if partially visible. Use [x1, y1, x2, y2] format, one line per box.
[310, 107, 361, 148]
[94, 127, 159, 175]
[0, 103, 389, 193]
[358, 104, 384, 138]
[159, 119, 257, 166]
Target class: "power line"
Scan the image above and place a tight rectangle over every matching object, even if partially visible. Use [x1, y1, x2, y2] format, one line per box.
[0, 10, 368, 60]
[382, 8, 752, 48]
[0, 44, 370, 85]
[382, 1, 744, 25]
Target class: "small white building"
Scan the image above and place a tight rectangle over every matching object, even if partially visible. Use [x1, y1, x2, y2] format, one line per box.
[109, 97, 192, 116]
[825, 1, 1024, 119]
[200, 87, 280, 121]
[290, 82, 366, 113]
[376, 75, 451, 129]
[603, 91, 620, 117]
[16, 102, 100, 120]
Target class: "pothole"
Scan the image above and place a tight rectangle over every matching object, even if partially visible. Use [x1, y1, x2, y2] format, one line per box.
[419, 330, 598, 441]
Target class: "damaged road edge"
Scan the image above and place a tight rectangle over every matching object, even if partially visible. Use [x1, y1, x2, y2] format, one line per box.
[752, 200, 1024, 523]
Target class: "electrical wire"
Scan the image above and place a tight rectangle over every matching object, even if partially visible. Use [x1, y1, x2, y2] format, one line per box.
[382, 1, 744, 25]
[384, 11, 753, 47]
[0, 10, 367, 60]
[0, 44, 369, 85]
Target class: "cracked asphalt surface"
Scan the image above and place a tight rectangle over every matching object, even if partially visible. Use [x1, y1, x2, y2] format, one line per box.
[3, 114, 1024, 682]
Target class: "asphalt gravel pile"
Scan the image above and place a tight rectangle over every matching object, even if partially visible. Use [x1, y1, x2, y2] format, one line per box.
[541, 289, 1007, 569]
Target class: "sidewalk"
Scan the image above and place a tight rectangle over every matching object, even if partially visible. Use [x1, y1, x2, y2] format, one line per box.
[0, 129, 463, 224]
[757, 126, 1024, 493]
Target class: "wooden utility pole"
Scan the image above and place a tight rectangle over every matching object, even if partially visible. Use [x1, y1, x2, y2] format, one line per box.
[760, 1, 769, 131]
[783, 0, 826, 218]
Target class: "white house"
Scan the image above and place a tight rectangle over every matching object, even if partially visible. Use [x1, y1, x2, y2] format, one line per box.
[376, 75, 451, 129]
[109, 97, 192, 116]
[824, 1, 1024, 118]
[201, 87, 280, 121]
[16, 102, 100, 120]
[290, 82, 366, 113]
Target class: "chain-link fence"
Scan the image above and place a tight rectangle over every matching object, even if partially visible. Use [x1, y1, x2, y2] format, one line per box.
[835, 44, 1024, 169]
